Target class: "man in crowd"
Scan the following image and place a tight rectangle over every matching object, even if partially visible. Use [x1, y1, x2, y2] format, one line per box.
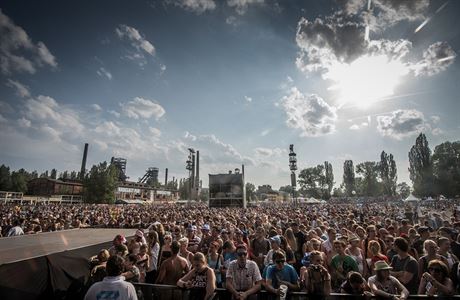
[84, 255, 138, 300]
[226, 245, 262, 300]
[156, 241, 190, 285]
[265, 251, 300, 298]
[390, 237, 419, 294]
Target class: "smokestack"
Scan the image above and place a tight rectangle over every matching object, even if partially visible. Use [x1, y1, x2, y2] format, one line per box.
[196, 151, 199, 188]
[191, 154, 195, 189]
[165, 168, 168, 186]
[80, 143, 88, 180]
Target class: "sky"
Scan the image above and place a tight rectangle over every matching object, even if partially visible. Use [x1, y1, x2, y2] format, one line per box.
[0, 0, 459, 190]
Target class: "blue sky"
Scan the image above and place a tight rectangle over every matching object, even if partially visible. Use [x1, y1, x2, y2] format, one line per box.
[0, 0, 459, 189]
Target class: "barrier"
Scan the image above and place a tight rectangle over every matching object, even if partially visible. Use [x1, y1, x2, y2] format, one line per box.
[132, 283, 460, 300]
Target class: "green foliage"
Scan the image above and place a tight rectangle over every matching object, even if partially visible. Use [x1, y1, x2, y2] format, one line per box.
[83, 161, 119, 204]
[432, 141, 460, 197]
[396, 182, 411, 199]
[342, 160, 355, 196]
[356, 161, 381, 196]
[298, 161, 333, 199]
[245, 182, 256, 202]
[50, 168, 57, 179]
[11, 170, 28, 193]
[379, 151, 397, 196]
[409, 133, 434, 196]
[0, 164, 12, 191]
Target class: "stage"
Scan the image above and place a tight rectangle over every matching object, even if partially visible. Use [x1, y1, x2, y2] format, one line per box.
[0, 228, 135, 300]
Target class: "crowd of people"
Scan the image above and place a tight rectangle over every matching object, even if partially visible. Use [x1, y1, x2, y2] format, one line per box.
[2, 200, 460, 299]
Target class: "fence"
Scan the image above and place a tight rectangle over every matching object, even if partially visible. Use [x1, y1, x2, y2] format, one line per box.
[132, 283, 460, 300]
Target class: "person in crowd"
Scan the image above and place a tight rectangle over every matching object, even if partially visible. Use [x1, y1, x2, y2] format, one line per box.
[265, 250, 300, 299]
[418, 239, 447, 279]
[158, 234, 172, 266]
[84, 255, 138, 300]
[109, 234, 127, 256]
[390, 237, 419, 294]
[290, 222, 306, 273]
[122, 253, 140, 283]
[145, 230, 160, 283]
[346, 236, 367, 277]
[437, 236, 459, 270]
[362, 225, 385, 261]
[249, 226, 270, 272]
[186, 224, 201, 253]
[178, 237, 194, 265]
[412, 226, 430, 257]
[418, 259, 454, 296]
[321, 228, 337, 266]
[438, 226, 460, 259]
[128, 229, 146, 255]
[368, 260, 408, 300]
[136, 244, 149, 283]
[340, 271, 372, 296]
[207, 241, 224, 287]
[226, 244, 262, 300]
[89, 249, 110, 284]
[385, 235, 397, 262]
[301, 250, 331, 298]
[264, 235, 284, 267]
[156, 241, 190, 285]
[172, 225, 183, 242]
[280, 235, 296, 266]
[367, 240, 389, 275]
[330, 240, 359, 290]
[177, 252, 216, 300]
[7, 219, 24, 236]
[198, 224, 213, 254]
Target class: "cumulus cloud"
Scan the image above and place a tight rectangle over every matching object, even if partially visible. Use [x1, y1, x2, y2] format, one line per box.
[254, 147, 285, 158]
[184, 131, 197, 141]
[116, 25, 155, 56]
[376, 109, 436, 140]
[149, 127, 162, 138]
[349, 122, 369, 130]
[6, 79, 30, 98]
[96, 67, 112, 80]
[91, 104, 102, 111]
[281, 87, 337, 137]
[227, 0, 264, 15]
[168, 0, 216, 14]
[260, 129, 270, 136]
[413, 42, 457, 76]
[244, 95, 252, 102]
[121, 97, 165, 120]
[0, 9, 57, 74]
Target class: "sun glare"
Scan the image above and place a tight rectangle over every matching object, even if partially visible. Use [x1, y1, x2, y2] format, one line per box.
[326, 55, 409, 109]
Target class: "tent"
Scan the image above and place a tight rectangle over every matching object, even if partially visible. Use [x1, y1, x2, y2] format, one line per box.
[404, 194, 420, 202]
[306, 197, 321, 204]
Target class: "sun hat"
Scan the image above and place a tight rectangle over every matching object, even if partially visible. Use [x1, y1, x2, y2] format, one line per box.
[374, 260, 393, 271]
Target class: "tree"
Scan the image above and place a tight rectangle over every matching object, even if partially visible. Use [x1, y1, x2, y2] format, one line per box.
[396, 182, 411, 199]
[0, 164, 12, 191]
[279, 185, 299, 198]
[10, 170, 28, 192]
[40, 170, 49, 178]
[432, 141, 460, 197]
[70, 171, 78, 180]
[356, 161, 380, 196]
[409, 133, 434, 196]
[50, 168, 57, 180]
[83, 161, 119, 204]
[298, 165, 325, 198]
[342, 160, 355, 196]
[245, 182, 256, 202]
[379, 151, 397, 196]
[324, 161, 334, 199]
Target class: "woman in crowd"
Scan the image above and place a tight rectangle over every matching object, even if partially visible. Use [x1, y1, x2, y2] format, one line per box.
[136, 244, 149, 283]
[367, 240, 389, 275]
[340, 271, 372, 296]
[159, 234, 172, 266]
[418, 259, 454, 296]
[177, 252, 216, 300]
[178, 237, 194, 265]
[418, 239, 447, 279]
[346, 236, 367, 277]
[207, 241, 223, 287]
[145, 230, 160, 283]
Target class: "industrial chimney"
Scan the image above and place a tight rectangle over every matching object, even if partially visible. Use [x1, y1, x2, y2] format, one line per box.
[165, 168, 168, 187]
[80, 143, 89, 180]
[196, 151, 199, 189]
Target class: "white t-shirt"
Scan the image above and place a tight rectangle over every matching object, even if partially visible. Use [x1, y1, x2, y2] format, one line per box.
[7, 226, 24, 237]
[84, 276, 138, 300]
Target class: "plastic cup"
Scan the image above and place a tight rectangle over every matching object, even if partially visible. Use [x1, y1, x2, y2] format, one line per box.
[279, 284, 288, 300]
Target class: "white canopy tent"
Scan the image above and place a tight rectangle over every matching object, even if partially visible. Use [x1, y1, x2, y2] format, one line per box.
[404, 194, 420, 202]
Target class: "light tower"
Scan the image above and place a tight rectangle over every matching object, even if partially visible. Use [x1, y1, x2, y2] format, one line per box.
[289, 144, 298, 206]
[186, 148, 195, 201]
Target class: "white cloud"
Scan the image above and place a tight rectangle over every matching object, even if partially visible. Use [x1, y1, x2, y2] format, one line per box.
[350, 124, 360, 130]
[349, 122, 368, 130]
[260, 129, 270, 136]
[116, 25, 155, 56]
[226, 16, 238, 26]
[413, 42, 456, 76]
[96, 67, 112, 80]
[0, 9, 57, 74]
[149, 127, 162, 138]
[244, 95, 252, 102]
[6, 79, 30, 98]
[168, 0, 216, 14]
[109, 110, 121, 118]
[281, 87, 337, 137]
[376, 109, 431, 140]
[121, 97, 165, 120]
[184, 131, 197, 141]
[254, 147, 286, 158]
[91, 104, 102, 111]
[227, 0, 264, 15]
[17, 117, 31, 128]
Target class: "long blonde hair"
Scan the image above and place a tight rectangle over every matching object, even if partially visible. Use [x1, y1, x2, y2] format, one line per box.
[284, 228, 298, 251]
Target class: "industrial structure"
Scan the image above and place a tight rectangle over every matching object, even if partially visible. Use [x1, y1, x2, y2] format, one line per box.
[208, 165, 246, 208]
[186, 148, 200, 201]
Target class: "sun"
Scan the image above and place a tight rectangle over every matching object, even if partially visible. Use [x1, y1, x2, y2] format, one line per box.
[325, 55, 409, 109]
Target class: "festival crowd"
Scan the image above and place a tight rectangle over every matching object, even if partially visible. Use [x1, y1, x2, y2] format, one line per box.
[2, 201, 460, 299]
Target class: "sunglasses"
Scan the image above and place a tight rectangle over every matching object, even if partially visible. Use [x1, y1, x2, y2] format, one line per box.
[237, 252, 247, 257]
[275, 259, 286, 264]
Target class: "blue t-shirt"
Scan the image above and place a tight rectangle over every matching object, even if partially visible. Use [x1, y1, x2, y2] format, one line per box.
[266, 264, 299, 289]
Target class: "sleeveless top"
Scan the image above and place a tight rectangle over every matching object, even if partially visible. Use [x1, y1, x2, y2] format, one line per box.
[207, 254, 222, 283]
[190, 267, 209, 300]
[349, 251, 364, 274]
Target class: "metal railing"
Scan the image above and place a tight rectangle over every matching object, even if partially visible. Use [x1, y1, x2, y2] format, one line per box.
[132, 283, 460, 300]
